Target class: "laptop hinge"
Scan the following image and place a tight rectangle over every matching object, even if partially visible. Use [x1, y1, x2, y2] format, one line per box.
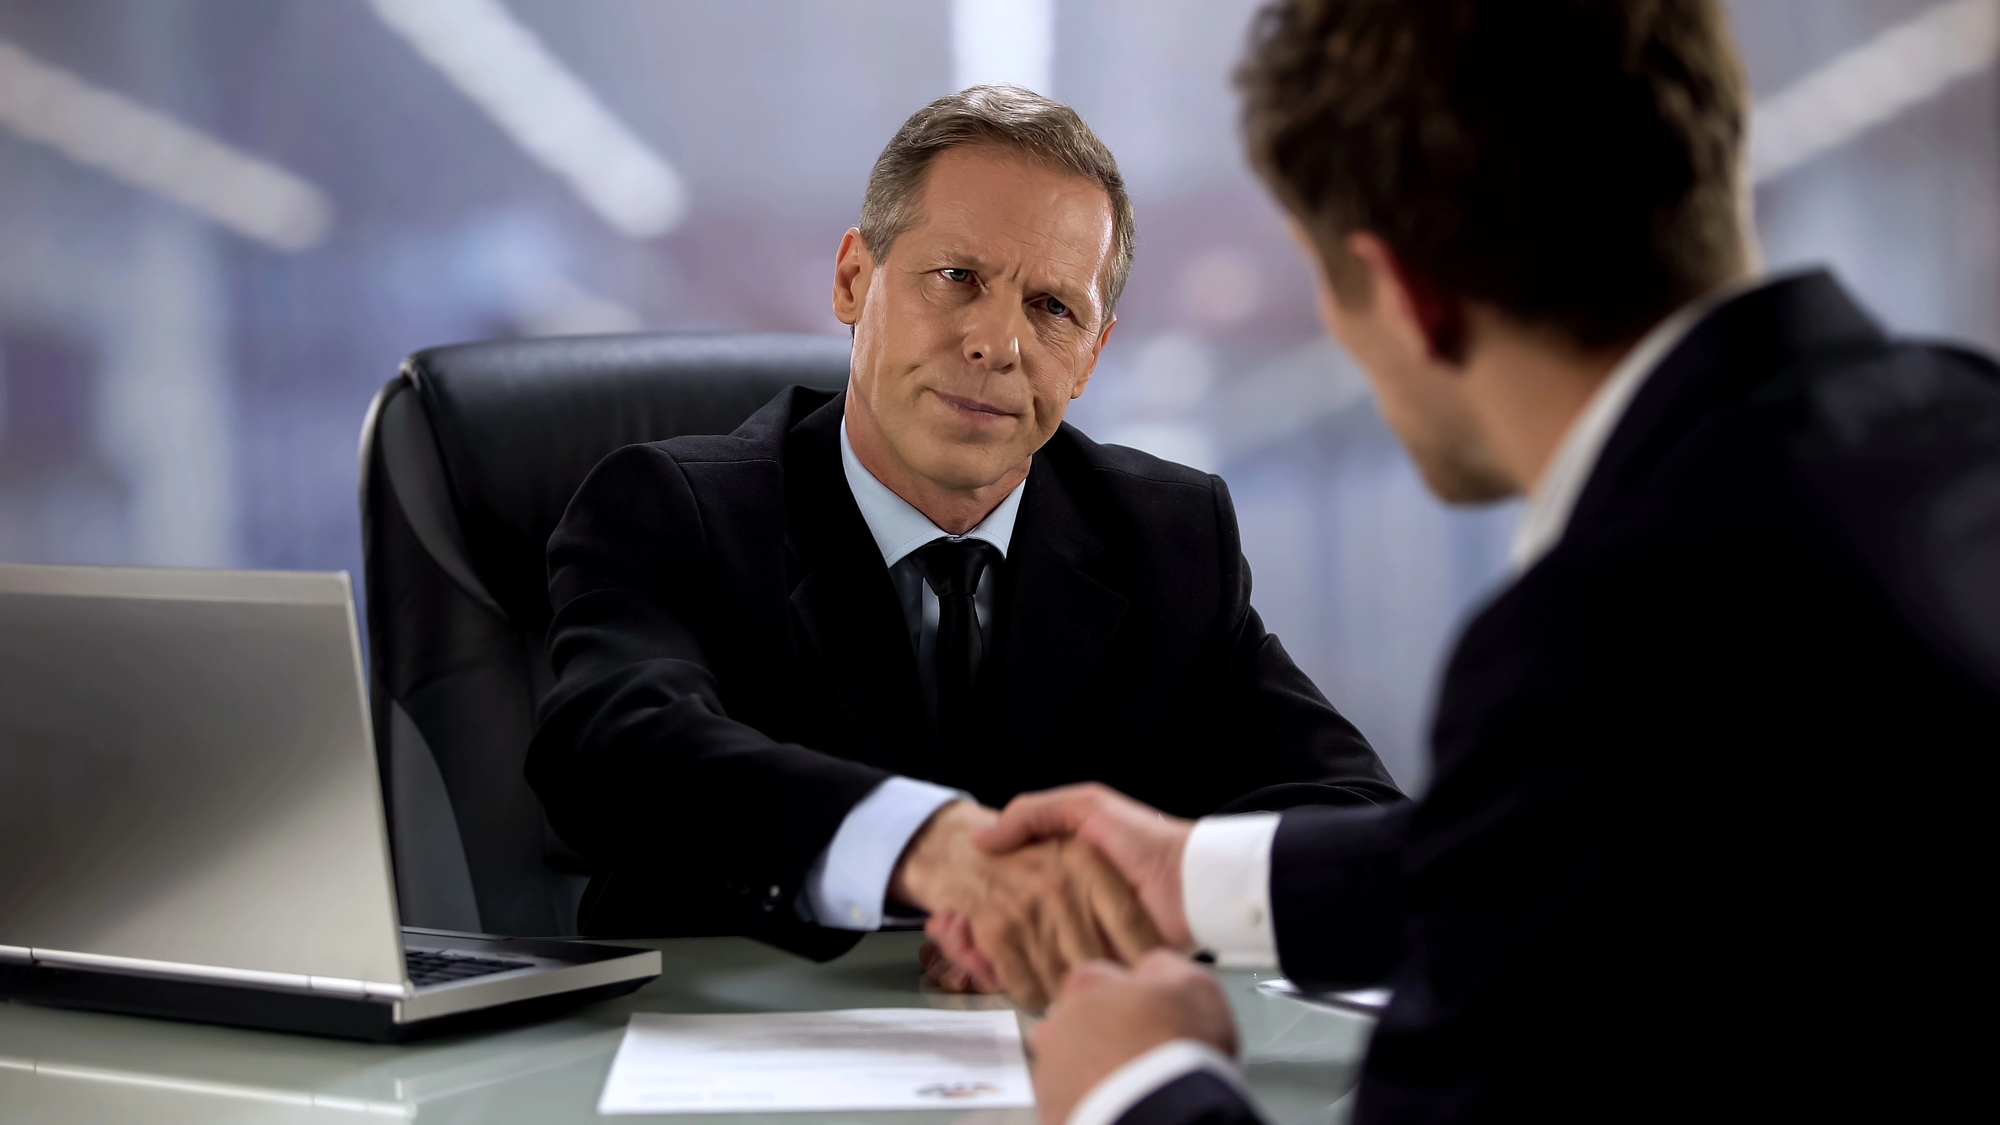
[22, 947, 408, 1000]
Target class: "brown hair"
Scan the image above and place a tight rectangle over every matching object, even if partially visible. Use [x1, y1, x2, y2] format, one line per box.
[1238, 0, 1748, 348]
[860, 85, 1138, 316]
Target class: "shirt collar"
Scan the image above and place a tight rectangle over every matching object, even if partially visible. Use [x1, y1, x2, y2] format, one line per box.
[1508, 274, 1769, 573]
[839, 415, 1024, 569]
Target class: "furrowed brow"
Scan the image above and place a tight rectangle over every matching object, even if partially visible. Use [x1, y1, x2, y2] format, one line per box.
[925, 244, 995, 273]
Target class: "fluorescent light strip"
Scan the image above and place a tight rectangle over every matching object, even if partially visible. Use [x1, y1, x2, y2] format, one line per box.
[0, 39, 332, 251]
[952, 0, 1056, 96]
[1751, 0, 2000, 183]
[368, 0, 687, 239]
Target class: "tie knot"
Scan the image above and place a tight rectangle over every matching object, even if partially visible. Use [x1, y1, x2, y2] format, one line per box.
[909, 538, 998, 598]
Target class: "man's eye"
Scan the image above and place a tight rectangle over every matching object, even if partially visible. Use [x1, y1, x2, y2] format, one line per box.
[940, 268, 974, 284]
[1044, 297, 1071, 318]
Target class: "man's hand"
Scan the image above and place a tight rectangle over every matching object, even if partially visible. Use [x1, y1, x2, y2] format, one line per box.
[918, 938, 993, 994]
[893, 800, 1163, 1010]
[974, 784, 1197, 950]
[1031, 950, 1238, 1125]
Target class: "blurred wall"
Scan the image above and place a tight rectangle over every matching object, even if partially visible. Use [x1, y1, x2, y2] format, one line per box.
[1, 0, 1993, 793]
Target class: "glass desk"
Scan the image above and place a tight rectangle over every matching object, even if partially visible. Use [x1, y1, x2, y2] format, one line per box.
[0, 933, 1372, 1124]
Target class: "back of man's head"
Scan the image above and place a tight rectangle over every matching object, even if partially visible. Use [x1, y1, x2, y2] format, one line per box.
[1238, 0, 1749, 349]
[860, 85, 1138, 315]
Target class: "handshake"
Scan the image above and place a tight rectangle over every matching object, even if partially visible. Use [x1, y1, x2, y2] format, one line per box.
[891, 783, 1203, 1009]
[892, 784, 1242, 1124]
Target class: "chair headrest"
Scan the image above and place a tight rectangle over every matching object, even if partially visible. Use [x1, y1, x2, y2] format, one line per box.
[401, 331, 851, 630]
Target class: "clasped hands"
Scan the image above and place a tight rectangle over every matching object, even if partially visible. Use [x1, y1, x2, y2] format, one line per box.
[891, 797, 1163, 1009]
[892, 786, 1238, 1125]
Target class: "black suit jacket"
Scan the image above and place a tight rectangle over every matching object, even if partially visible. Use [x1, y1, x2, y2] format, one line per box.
[527, 389, 1399, 955]
[1126, 271, 1999, 1125]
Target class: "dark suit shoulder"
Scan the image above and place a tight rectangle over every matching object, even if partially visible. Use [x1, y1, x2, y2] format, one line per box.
[1464, 334, 2000, 763]
[1792, 338, 1999, 455]
[1059, 423, 1219, 492]
[652, 431, 774, 467]
[551, 386, 833, 598]
[1555, 336, 1997, 592]
[1040, 424, 1228, 562]
[1780, 340, 2000, 693]
[1730, 338, 2000, 578]
[651, 384, 838, 467]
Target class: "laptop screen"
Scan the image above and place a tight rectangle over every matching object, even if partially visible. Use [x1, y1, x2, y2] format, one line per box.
[0, 564, 404, 990]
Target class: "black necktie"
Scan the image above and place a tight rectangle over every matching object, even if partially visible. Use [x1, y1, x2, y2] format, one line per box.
[909, 538, 999, 757]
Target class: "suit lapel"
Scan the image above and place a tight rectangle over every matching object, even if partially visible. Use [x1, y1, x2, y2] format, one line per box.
[783, 398, 929, 777]
[978, 450, 1129, 782]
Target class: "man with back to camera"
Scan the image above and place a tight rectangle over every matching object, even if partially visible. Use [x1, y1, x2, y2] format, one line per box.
[526, 85, 1402, 1008]
[932, 0, 1999, 1120]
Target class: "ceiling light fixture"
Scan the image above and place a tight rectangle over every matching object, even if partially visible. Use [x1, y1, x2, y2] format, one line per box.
[0, 38, 332, 251]
[951, 0, 1056, 97]
[1752, 0, 1999, 183]
[368, 0, 688, 239]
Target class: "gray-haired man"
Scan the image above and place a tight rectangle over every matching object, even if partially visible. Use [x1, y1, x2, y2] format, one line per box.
[527, 86, 1401, 1008]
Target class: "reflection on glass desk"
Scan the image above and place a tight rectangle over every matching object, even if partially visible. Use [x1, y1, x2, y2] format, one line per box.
[0, 932, 1373, 1124]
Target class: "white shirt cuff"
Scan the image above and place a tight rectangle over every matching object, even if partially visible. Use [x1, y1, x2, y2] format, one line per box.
[1182, 813, 1281, 969]
[1066, 1039, 1246, 1125]
[802, 777, 961, 931]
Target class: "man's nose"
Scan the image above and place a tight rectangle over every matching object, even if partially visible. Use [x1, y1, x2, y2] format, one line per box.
[962, 296, 1024, 374]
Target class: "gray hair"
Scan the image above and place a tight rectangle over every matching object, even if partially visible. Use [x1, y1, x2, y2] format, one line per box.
[859, 85, 1137, 316]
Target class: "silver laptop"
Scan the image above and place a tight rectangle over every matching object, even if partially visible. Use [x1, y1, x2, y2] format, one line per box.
[0, 562, 658, 1041]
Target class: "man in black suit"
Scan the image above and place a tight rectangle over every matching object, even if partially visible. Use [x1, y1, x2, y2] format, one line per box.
[962, 1, 1999, 1120]
[527, 85, 1399, 1007]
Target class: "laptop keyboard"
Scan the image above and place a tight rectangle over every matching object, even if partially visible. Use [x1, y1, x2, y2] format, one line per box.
[404, 949, 534, 988]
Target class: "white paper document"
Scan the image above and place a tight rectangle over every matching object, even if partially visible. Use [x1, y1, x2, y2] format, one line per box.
[596, 1007, 1035, 1115]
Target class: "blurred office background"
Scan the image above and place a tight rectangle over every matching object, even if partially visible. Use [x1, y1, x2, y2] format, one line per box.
[0, 0, 1993, 792]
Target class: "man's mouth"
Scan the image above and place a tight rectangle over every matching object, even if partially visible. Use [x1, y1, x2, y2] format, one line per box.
[934, 391, 1016, 419]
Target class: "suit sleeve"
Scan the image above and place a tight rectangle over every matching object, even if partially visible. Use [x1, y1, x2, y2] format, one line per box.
[1207, 476, 1406, 813]
[526, 443, 887, 958]
[1069, 1041, 1264, 1125]
[1270, 803, 1410, 991]
[1120, 1072, 1256, 1125]
[1113, 1073, 1265, 1125]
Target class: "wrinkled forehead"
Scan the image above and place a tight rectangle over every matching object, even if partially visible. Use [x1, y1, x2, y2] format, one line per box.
[904, 147, 1116, 307]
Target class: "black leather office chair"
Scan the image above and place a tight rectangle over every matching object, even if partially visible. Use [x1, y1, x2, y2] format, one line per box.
[358, 332, 851, 937]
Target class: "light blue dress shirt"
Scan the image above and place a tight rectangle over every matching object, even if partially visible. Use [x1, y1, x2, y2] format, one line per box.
[798, 419, 1027, 931]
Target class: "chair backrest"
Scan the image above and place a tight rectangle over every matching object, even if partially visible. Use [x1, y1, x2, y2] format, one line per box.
[359, 332, 851, 936]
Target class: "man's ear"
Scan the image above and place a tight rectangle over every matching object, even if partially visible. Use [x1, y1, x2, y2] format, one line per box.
[1071, 315, 1117, 400]
[1347, 232, 1468, 367]
[833, 227, 873, 326]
